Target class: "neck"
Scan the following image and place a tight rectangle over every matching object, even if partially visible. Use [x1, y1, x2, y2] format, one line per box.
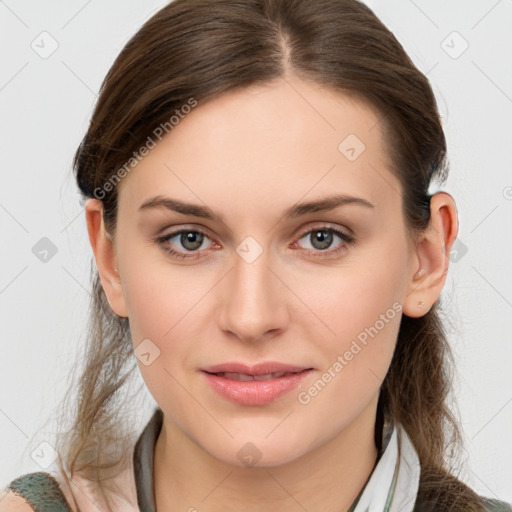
[154, 399, 379, 512]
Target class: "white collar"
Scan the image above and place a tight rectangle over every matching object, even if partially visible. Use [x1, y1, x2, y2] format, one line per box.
[352, 421, 421, 511]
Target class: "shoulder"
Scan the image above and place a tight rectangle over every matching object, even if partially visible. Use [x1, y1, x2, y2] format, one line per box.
[1, 472, 72, 512]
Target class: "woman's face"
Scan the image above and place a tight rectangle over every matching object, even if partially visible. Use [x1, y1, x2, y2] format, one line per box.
[113, 76, 417, 466]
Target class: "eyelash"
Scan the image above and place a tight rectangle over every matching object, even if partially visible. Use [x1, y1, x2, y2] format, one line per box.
[155, 226, 356, 260]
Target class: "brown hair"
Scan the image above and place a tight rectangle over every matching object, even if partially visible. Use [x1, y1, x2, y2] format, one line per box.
[55, 0, 487, 509]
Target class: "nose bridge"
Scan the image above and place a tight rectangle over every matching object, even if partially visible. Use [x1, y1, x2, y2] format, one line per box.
[218, 240, 287, 342]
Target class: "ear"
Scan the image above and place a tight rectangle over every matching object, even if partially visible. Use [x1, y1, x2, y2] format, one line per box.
[403, 192, 459, 318]
[85, 198, 128, 318]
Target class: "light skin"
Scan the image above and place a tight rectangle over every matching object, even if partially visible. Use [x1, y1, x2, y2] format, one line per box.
[85, 75, 458, 511]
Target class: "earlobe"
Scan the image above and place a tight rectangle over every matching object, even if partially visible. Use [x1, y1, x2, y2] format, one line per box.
[403, 192, 459, 318]
[85, 198, 128, 318]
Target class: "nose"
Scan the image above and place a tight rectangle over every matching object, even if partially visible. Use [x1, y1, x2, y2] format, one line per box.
[217, 247, 289, 343]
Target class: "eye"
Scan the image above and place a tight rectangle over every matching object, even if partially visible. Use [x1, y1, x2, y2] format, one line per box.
[156, 229, 217, 259]
[294, 226, 355, 257]
[155, 225, 356, 261]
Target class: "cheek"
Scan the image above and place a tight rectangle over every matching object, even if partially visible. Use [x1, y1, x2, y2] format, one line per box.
[290, 285, 402, 453]
[292, 239, 408, 402]
[294, 241, 407, 349]
[123, 276, 170, 342]
[122, 266, 204, 426]
[120, 237, 208, 344]
[120, 252, 216, 393]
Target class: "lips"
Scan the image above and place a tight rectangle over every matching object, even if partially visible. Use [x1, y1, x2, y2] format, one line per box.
[201, 362, 313, 405]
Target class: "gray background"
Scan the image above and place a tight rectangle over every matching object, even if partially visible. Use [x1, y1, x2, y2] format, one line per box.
[1, 0, 511, 502]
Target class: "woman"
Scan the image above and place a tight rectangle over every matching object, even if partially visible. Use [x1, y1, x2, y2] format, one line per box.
[2, 0, 510, 510]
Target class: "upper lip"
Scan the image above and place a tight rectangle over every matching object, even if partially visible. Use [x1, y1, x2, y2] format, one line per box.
[201, 362, 312, 376]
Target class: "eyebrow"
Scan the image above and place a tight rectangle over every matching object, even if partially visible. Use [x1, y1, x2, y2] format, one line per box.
[138, 193, 375, 222]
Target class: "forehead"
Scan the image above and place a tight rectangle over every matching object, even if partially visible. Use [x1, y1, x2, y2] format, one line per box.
[117, 76, 402, 220]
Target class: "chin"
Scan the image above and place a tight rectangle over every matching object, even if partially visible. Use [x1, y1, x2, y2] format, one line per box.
[202, 430, 318, 469]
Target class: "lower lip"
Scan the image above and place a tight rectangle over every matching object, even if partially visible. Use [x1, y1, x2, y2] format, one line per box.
[202, 370, 313, 406]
